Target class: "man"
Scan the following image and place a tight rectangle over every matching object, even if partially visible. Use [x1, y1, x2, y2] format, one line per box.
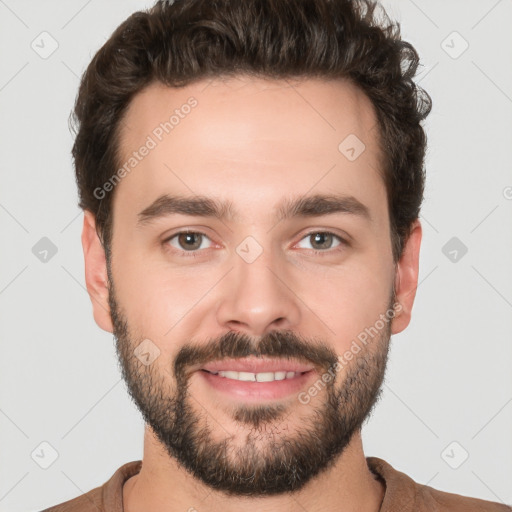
[42, 0, 511, 510]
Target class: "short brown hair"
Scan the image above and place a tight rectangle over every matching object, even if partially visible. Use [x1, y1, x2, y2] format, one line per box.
[71, 0, 432, 263]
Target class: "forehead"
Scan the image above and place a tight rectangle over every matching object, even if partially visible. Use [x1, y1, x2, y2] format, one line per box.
[113, 75, 386, 226]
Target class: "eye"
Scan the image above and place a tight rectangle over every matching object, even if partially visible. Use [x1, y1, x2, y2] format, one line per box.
[164, 231, 213, 253]
[295, 231, 345, 252]
[162, 230, 347, 258]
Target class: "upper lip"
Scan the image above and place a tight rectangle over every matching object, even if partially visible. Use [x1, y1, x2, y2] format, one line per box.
[200, 357, 315, 374]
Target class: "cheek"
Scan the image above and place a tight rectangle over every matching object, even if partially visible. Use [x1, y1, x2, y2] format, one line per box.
[301, 257, 393, 350]
[111, 222, 394, 352]
[112, 252, 218, 343]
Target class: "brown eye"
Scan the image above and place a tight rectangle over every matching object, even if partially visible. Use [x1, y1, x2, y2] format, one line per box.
[310, 232, 334, 250]
[178, 232, 202, 250]
[296, 231, 344, 252]
[165, 232, 212, 252]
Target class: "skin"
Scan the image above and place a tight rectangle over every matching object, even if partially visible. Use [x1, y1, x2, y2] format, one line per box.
[82, 75, 422, 512]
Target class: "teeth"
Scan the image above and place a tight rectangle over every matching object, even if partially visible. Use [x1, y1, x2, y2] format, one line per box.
[212, 370, 303, 382]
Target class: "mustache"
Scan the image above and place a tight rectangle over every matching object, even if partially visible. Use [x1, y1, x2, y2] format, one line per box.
[174, 329, 339, 383]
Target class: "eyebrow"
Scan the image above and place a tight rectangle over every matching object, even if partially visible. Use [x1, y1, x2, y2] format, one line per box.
[136, 193, 372, 227]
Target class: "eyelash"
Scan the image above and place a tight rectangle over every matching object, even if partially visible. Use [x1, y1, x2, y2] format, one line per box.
[162, 230, 349, 258]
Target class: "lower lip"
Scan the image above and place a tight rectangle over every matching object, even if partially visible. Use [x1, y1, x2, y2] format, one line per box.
[198, 370, 315, 402]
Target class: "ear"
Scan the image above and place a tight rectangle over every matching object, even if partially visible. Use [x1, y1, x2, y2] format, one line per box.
[391, 219, 422, 335]
[81, 210, 113, 333]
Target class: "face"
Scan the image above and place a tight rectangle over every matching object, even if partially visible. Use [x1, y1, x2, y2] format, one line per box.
[83, 76, 421, 496]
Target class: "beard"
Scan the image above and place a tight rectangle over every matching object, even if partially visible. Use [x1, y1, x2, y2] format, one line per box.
[107, 265, 394, 497]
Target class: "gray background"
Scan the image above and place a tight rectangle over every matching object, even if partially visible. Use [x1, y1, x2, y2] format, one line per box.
[1, 0, 511, 510]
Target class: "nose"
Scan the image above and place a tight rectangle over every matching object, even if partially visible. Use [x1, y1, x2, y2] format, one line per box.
[215, 247, 301, 336]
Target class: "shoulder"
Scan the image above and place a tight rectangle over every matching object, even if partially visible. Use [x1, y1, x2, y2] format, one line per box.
[39, 488, 104, 512]
[424, 486, 512, 512]
[418, 485, 512, 512]
[367, 456, 512, 512]
[39, 460, 142, 512]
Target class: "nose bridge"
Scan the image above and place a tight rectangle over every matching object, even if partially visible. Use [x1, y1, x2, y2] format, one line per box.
[215, 238, 301, 335]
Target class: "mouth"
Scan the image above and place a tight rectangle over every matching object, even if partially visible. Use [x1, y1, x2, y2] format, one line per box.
[201, 369, 309, 382]
[196, 357, 317, 401]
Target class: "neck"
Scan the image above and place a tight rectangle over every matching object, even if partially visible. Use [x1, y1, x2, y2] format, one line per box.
[123, 427, 385, 512]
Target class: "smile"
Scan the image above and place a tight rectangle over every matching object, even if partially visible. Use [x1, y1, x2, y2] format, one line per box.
[202, 369, 307, 382]
[199, 368, 316, 401]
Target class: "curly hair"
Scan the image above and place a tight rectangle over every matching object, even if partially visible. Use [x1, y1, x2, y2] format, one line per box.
[71, 0, 432, 264]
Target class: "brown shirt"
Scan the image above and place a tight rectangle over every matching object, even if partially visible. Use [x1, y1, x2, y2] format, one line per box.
[41, 457, 512, 511]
